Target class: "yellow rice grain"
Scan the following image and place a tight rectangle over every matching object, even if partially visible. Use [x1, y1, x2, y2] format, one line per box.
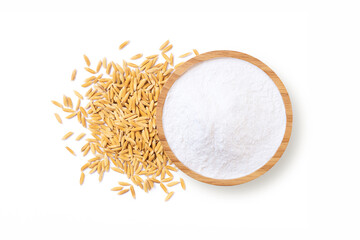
[165, 169, 173, 178]
[111, 167, 124, 174]
[119, 40, 130, 50]
[106, 63, 112, 75]
[81, 115, 86, 128]
[74, 90, 83, 100]
[99, 172, 104, 182]
[180, 178, 186, 190]
[166, 166, 178, 171]
[81, 81, 93, 88]
[162, 53, 171, 63]
[89, 167, 97, 174]
[80, 172, 85, 185]
[127, 62, 139, 68]
[130, 54, 143, 60]
[146, 54, 158, 59]
[81, 162, 90, 171]
[67, 97, 73, 109]
[66, 112, 77, 119]
[179, 52, 192, 58]
[62, 108, 74, 113]
[170, 53, 174, 66]
[79, 107, 88, 117]
[65, 146, 76, 156]
[83, 54, 91, 66]
[51, 100, 63, 108]
[83, 145, 90, 157]
[162, 177, 173, 182]
[111, 186, 124, 191]
[193, 49, 199, 55]
[118, 181, 131, 186]
[102, 57, 107, 68]
[71, 69, 77, 81]
[159, 40, 169, 50]
[130, 185, 136, 199]
[118, 189, 129, 195]
[160, 168, 166, 180]
[165, 192, 174, 201]
[162, 44, 172, 53]
[62, 132, 74, 140]
[84, 67, 96, 74]
[76, 133, 86, 141]
[167, 181, 180, 187]
[75, 99, 81, 111]
[160, 182, 168, 193]
[63, 95, 68, 107]
[174, 62, 184, 69]
[96, 60, 102, 73]
[54, 113, 62, 124]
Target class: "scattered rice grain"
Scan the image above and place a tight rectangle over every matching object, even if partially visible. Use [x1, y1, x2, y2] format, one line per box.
[62, 132, 74, 140]
[71, 69, 77, 81]
[165, 192, 174, 201]
[111, 186, 124, 191]
[96, 60, 102, 73]
[174, 62, 184, 69]
[167, 181, 180, 187]
[83, 54, 91, 66]
[51, 100, 63, 108]
[130, 185, 136, 199]
[118, 189, 129, 195]
[76, 133, 86, 141]
[54, 113, 62, 124]
[162, 44, 172, 53]
[65, 146, 76, 156]
[119, 40, 130, 50]
[84, 67, 96, 74]
[160, 182, 168, 193]
[180, 178, 186, 190]
[80, 172, 85, 185]
[118, 181, 131, 186]
[179, 52, 192, 58]
[159, 40, 169, 50]
[130, 54, 143, 60]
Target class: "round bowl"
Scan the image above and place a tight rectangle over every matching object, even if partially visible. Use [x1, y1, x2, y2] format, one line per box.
[156, 50, 292, 186]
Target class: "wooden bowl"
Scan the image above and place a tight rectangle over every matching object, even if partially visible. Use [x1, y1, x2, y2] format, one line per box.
[156, 50, 293, 186]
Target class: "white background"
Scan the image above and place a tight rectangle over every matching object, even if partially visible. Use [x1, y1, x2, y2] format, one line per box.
[0, 1, 359, 239]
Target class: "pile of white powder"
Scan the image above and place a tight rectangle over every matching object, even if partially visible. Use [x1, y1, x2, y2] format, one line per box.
[162, 57, 286, 179]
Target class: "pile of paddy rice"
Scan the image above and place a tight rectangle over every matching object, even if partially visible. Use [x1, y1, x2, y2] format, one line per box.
[52, 40, 197, 201]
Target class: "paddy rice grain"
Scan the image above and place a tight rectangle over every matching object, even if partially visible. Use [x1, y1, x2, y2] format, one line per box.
[179, 52, 192, 58]
[62, 132, 73, 140]
[119, 40, 130, 50]
[54, 113, 62, 124]
[71, 69, 77, 81]
[130, 54, 143, 60]
[83, 54, 91, 66]
[159, 40, 169, 50]
[75, 133, 86, 141]
[111, 186, 123, 191]
[118, 189, 129, 195]
[180, 178, 186, 190]
[165, 192, 174, 201]
[65, 146, 76, 156]
[80, 172, 85, 185]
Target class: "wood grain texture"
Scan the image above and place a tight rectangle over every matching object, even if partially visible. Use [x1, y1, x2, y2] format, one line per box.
[156, 50, 293, 186]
